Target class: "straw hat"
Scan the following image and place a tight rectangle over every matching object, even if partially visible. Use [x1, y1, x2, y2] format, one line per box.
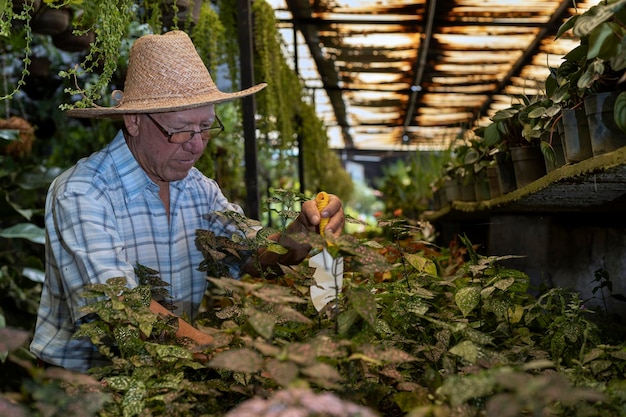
[66, 31, 266, 118]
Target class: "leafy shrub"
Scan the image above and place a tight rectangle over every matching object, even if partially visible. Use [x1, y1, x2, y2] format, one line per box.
[2, 195, 626, 416]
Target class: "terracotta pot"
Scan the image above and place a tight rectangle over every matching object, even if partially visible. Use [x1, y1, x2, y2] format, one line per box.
[31, 6, 70, 36]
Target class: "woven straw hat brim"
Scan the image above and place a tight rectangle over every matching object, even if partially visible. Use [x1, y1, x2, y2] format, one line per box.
[65, 83, 267, 118]
[65, 30, 266, 118]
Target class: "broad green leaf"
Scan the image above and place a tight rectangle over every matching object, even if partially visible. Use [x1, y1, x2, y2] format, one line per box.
[0, 327, 30, 353]
[145, 342, 194, 361]
[245, 306, 275, 340]
[21, 267, 44, 283]
[449, 340, 479, 363]
[337, 308, 359, 335]
[588, 23, 616, 59]
[615, 91, 626, 134]
[404, 253, 438, 277]
[0, 129, 19, 141]
[0, 223, 44, 244]
[527, 106, 546, 118]
[114, 326, 144, 357]
[484, 122, 501, 147]
[105, 376, 135, 391]
[493, 277, 515, 291]
[590, 359, 612, 375]
[209, 348, 264, 373]
[301, 362, 342, 382]
[3, 192, 34, 221]
[265, 242, 288, 255]
[122, 382, 146, 417]
[372, 347, 417, 364]
[455, 286, 481, 317]
[348, 287, 377, 328]
[438, 372, 498, 407]
[573, 0, 626, 37]
[152, 372, 184, 390]
[507, 305, 524, 323]
[265, 358, 299, 387]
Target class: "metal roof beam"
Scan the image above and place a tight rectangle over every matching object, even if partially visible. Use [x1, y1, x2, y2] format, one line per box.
[285, 0, 354, 148]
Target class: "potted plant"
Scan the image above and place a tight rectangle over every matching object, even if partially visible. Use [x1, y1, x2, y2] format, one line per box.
[546, 49, 594, 164]
[554, 0, 626, 156]
[484, 96, 548, 189]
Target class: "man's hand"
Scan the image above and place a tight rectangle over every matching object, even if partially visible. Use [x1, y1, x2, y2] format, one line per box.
[243, 193, 344, 277]
[287, 193, 344, 237]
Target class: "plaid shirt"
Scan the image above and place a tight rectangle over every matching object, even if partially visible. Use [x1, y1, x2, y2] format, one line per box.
[31, 131, 246, 371]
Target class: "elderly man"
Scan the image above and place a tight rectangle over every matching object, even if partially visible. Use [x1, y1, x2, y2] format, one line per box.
[30, 31, 344, 372]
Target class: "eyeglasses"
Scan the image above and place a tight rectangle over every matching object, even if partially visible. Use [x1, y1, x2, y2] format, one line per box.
[145, 113, 224, 144]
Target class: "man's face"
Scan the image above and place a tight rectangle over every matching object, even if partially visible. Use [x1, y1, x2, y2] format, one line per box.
[131, 105, 217, 183]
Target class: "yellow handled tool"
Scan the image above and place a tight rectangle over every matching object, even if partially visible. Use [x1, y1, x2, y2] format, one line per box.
[309, 191, 344, 312]
[316, 191, 330, 236]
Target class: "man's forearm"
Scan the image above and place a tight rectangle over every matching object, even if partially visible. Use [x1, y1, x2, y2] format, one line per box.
[149, 300, 213, 345]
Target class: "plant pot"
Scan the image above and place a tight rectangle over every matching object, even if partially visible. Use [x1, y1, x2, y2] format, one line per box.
[459, 178, 476, 202]
[13, 0, 42, 13]
[585, 91, 626, 156]
[28, 56, 51, 78]
[486, 165, 501, 198]
[543, 133, 566, 173]
[444, 177, 462, 203]
[510, 146, 546, 189]
[561, 108, 593, 163]
[473, 170, 491, 202]
[52, 27, 95, 52]
[432, 187, 448, 210]
[31, 6, 70, 36]
[494, 151, 517, 194]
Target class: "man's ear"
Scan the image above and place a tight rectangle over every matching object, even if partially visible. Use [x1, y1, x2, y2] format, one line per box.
[123, 114, 141, 137]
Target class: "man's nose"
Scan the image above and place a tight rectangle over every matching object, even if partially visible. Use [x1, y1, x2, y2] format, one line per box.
[182, 132, 205, 154]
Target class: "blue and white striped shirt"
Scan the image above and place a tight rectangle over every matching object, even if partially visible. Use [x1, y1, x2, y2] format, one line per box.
[31, 131, 246, 371]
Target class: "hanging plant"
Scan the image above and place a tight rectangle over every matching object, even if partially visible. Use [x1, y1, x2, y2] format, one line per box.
[252, 0, 296, 144]
[0, 115, 35, 158]
[216, 0, 242, 92]
[0, 0, 38, 100]
[58, 0, 137, 110]
[190, 1, 226, 74]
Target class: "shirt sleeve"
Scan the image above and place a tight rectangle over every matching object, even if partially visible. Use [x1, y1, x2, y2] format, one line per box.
[47, 188, 137, 324]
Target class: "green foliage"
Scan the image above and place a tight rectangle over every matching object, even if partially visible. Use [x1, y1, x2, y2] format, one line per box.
[376, 151, 452, 218]
[0, 327, 109, 416]
[0, 140, 58, 329]
[3, 198, 626, 416]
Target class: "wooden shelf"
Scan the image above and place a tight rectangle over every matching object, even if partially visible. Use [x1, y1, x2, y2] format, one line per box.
[423, 146, 626, 222]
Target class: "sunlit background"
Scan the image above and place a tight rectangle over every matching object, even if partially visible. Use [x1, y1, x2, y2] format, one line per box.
[266, 0, 595, 152]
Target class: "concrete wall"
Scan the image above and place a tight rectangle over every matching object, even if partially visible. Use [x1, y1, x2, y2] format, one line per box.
[487, 214, 626, 316]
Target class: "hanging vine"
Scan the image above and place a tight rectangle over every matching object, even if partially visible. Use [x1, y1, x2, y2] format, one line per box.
[1, 0, 353, 202]
[216, 0, 242, 93]
[0, 0, 37, 101]
[190, 1, 225, 74]
[59, 0, 137, 110]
